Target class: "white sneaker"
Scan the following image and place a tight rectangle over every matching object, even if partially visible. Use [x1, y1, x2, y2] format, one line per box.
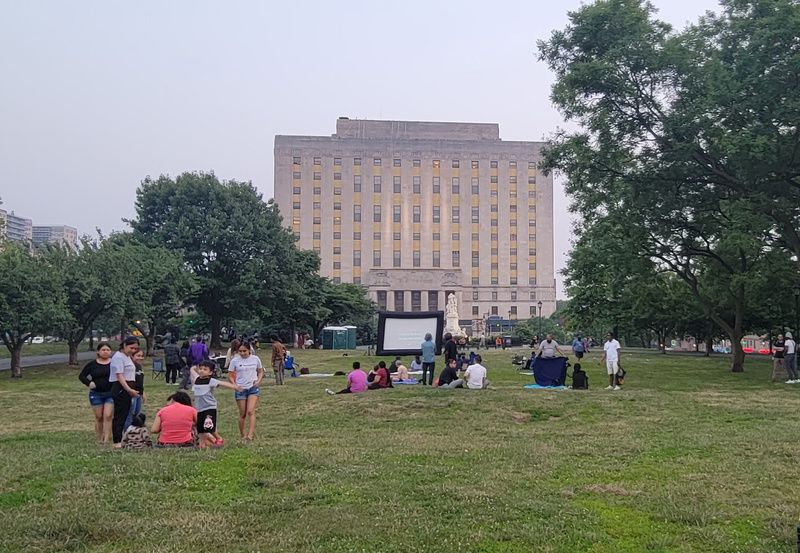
[613, 385, 621, 391]
[785, 380, 795, 384]
[605, 385, 613, 390]
[325, 388, 335, 395]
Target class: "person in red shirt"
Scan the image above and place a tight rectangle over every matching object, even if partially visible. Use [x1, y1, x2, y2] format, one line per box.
[151, 391, 197, 447]
[367, 361, 393, 390]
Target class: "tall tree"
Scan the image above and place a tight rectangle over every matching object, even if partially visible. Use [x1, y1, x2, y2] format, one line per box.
[0, 244, 68, 377]
[129, 172, 297, 347]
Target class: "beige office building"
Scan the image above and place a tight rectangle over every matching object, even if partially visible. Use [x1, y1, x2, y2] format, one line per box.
[274, 118, 556, 329]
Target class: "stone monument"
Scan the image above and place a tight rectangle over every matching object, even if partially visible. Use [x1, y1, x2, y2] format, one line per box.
[443, 293, 464, 337]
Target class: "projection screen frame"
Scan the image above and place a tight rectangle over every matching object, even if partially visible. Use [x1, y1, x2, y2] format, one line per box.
[376, 311, 445, 356]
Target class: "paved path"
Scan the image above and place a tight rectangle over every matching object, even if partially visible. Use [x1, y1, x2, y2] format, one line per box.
[0, 351, 95, 371]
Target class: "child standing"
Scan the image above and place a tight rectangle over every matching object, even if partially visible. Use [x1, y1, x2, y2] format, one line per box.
[121, 413, 153, 450]
[191, 360, 242, 448]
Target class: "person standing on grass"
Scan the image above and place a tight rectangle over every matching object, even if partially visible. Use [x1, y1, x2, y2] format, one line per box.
[464, 354, 490, 389]
[772, 333, 786, 382]
[271, 335, 286, 385]
[571, 335, 585, 359]
[78, 342, 115, 444]
[229, 342, 264, 441]
[421, 333, 436, 386]
[163, 337, 182, 386]
[224, 338, 241, 372]
[326, 361, 368, 395]
[111, 337, 141, 447]
[444, 332, 458, 364]
[151, 391, 196, 448]
[191, 360, 243, 448]
[599, 333, 622, 390]
[537, 334, 566, 359]
[124, 349, 147, 431]
[784, 332, 798, 384]
[179, 341, 192, 389]
[189, 337, 209, 366]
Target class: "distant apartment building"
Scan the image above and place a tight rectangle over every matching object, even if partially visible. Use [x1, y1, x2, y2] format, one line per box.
[0, 209, 33, 244]
[33, 225, 78, 249]
[274, 118, 556, 326]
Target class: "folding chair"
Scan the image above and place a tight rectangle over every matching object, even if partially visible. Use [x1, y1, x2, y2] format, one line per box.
[152, 358, 165, 380]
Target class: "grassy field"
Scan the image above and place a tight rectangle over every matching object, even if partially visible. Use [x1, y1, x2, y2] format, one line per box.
[0, 348, 798, 552]
[0, 342, 72, 359]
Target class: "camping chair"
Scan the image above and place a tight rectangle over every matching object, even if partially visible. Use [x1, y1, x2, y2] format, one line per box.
[151, 358, 165, 380]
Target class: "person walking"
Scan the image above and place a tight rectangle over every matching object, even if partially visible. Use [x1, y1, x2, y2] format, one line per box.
[420, 333, 436, 386]
[229, 342, 264, 441]
[178, 341, 192, 389]
[110, 337, 141, 447]
[78, 342, 115, 444]
[189, 337, 209, 366]
[785, 332, 798, 383]
[599, 333, 622, 391]
[271, 336, 287, 385]
[163, 338, 182, 385]
[571, 335, 586, 359]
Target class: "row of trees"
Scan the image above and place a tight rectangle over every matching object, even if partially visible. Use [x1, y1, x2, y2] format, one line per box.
[0, 173, 375, 377]
[539, 0, 800, 371]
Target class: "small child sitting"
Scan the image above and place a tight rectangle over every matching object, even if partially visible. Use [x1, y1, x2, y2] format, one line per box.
[121, 413, 152, 450]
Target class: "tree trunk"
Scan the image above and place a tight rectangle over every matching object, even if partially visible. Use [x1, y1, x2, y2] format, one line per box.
[729, 291, 746, 373]
[210, 314, 222, 349]
[146, 321, 156, 356]
[659, 332, 666, 354]
[704, 336, 713, 357]
[10, 345, 22, 378]
[88, 330, 94, 352]
[730, 335, 745, 372]
[68, 340, 80, 365]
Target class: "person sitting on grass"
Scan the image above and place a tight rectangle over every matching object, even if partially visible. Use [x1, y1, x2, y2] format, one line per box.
[368, 361, 392, 390]
[391, 363, 410, 382]
[326, 361, 368, 395]
[437, 358, 463, 388]
[410, 355, 422, 374]
[152, 391, 197, 448]
[389, 356, 402, 375]
[121, 413, 152, 450]
[464, 355, 490, 389]
[191, 360, 243, 449]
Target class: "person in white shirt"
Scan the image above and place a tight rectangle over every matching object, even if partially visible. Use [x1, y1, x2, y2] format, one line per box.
[410, 355, 422, 373]
[599, 333, 622, 390]
[228, 342, 264, 441]
[784, 332, 798, 383]
[464, 355, 490, 389]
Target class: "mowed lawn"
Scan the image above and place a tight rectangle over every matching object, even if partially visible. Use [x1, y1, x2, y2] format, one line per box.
[0, 349, 798, 552]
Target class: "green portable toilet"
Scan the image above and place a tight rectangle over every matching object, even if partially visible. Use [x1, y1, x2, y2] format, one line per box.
[343, 326, 357, 349]
[321, 326, 348, 350]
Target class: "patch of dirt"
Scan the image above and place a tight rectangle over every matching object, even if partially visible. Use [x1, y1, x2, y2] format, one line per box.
[586, 484, 641, 496]
[510, 412, 531, 424]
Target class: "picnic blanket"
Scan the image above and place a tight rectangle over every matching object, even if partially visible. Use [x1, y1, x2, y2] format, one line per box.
[298, 373, 335, 378]
[524, 384, 568, 390]
[394, 378, 418, 385]
[531, 357, 568, 387]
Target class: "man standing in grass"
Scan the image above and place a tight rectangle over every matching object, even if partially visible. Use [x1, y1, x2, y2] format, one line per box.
[600, 333, 622, 391]
[784, 332, 798, 384]
[421, 333, 436, 386]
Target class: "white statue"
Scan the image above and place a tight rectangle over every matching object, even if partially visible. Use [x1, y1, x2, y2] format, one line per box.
[443, 293, 464, 337]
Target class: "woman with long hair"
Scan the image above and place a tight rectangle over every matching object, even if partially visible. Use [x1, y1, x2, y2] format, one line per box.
[78, 342, 115, 444]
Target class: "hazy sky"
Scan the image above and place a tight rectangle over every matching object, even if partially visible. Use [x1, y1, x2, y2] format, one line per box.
[0, 0, 721, 296]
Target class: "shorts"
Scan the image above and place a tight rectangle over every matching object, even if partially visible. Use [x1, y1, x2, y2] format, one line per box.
[575, 351, 584, 359]
[197, 409, 217, 433]
[234, 386, 260, 400]
[89, 390, 114, 407]
[606, 359, 619, 375]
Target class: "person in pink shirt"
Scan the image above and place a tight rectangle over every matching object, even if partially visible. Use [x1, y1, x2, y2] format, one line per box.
[151, 391, 197, 447]
[326, 362, 368, 395]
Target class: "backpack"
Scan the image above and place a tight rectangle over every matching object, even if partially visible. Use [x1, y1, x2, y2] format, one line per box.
[616, 365, 626, 385]
[572, 365, 589, 389]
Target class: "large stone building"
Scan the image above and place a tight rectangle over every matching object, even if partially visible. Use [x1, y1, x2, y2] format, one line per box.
[33, 225, 78, 249]
[274, 118, 556, 328]
[0, 209, 33, 244]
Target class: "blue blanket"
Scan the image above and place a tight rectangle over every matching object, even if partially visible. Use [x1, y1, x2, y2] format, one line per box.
[394, 378, 418, 385]
[531, 357, 568, 387]
[524, 384, 567, 390]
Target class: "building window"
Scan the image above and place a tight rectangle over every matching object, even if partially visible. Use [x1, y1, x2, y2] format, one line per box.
[333, 232, 341, 239]
[354, 175, 362, 191]
[452, 250, 460, 267]
[491, 204, 498, 213]
[472, 305, 480, 316]
[528, 161, 536, 169]
[373, 250, 381, 267]
[374, 175, 381, 192]
[491, 276, 499, 285]
[354, 157, 362, 166]
[433, 159, 440, 168]
[333, 202, 341, 211]
[529, 234, 536, 241]
[528, 177, 537, 185]
[510, 234, 517, 242]
[377, 290, 387, 310]
[452, 207, 460, 223]
[432, 206, 440, 223]
[413, 232, 421, 241]
[393, 232, 401, 241]
[433, 251, 440, 267]
[452, 177, 460, 194]
[491, 219, 498, 227]
[452, 159, 460, 168]
[354, 232, 362, 241]
[471, 160, 479, 169]
[509, 161, 517, 168]
[394, 290, 405, 312]
[393, 205, 401, 223]
[393, 250, 401, 267]
[413, 250, 420, 267]
[413, 206, 421, 223]
[471, 207, 480, 223]
[393, 158, 401, 167]
[510, 306, 518, 318]
[293, 201, 301, 210]
[510, 204, 517, 213]
[529, 262, 536, 269]
[510, 277, 517, 285]
[313, 232, 321, 240]
[510, 219, 517, 227]
[411, 291, 422, 312]
[491, 233, 498, 241]
[292, 171, 301, 179]
[313, 217, 321, 224]
[353, 250, 361, 266]
[491, 247, 498, 255]
[492, 306, 498, 315]
[491, 262, 498, 270]
[428, 291, 439, 311]
[292, 156, 301, 164]
[510, 248, 517, 256]
[510, 189, 517, 198]
[334, 187, 342, 195]
[510, 175, 517, 184]
[373, 232, 381, 240]
[413, 176, 421, 193]
[374, 158, 381, 166]
[530, 248, 537, 256]
[313, 247, 321, 254]
[452, 232, 459, 241]
[472, 251, 480, 267]
[529, 190, 536, 198]
[334, 157, 342, 166]
[373, 205, 381, 222]
[334, 173, 342, 181]
[413, 159, 421, 167]
[472, 291, 479, 301]
[333, 261, 341, 269]
[511, 291, 517, 301]
[313, 172, 321, 180]
[393, 176, 401, 193]
[433, 232, 440, 241]
[313, 202, 321, 209]
[491, 175, 498, 184]
[313, 156, 321, 165]
[293, 186, 301, 194]
[471, 177, 479, 194]
[432, 177, 440, 193]
[529, 203, 537, 211]
[491, 291, 498, 301]
[353, 205, 361, 222]
[333, 216, 341, 225]
[529, 220, 536, 227]
[472, 232, 480, 241]
[491, 160, 498, 168]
